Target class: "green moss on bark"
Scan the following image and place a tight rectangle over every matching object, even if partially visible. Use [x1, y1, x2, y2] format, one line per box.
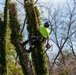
[24, 0, 49, 75]
[0, 0, 10, 75]
[9, 2, 28, 75]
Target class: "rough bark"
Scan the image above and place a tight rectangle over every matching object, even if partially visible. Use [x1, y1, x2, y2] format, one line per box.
[0, 19, 6, 75]
[24, 0, 49, 75]
[9, 2, 30, 75]
[0, 0, 10, 75]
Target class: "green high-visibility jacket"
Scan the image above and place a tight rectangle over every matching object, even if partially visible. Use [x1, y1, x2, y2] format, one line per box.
[40, 26, 50, 38]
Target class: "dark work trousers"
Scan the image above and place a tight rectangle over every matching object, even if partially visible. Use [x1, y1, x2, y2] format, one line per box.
[23, 36, 45, 53]
[22, 36, 41, 45]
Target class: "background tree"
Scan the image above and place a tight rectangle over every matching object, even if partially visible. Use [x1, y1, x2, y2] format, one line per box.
[39, 0, 76, 66]
[51, 0, 76, 66]
[56, 50, 76, 75]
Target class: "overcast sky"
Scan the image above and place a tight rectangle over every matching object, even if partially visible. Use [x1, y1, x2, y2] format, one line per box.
[40, 0, 65, 3]
[0, 0, 66, 19]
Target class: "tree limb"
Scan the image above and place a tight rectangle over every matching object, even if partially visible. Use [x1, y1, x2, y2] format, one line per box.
[16, 0, 24, 5]
[68, 38, 76, 60]
[34, 0, 38, 4]
[21, 16, 27, 33]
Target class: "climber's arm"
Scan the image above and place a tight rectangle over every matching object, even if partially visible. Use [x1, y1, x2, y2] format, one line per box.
[36, 23, 40, 31]
[46, 36, 50, 44]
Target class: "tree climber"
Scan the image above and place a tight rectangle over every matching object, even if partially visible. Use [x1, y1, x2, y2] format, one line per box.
[20, 22, 51, 53]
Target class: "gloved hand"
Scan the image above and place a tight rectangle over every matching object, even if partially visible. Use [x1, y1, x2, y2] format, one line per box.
[46, 43, 52, 49]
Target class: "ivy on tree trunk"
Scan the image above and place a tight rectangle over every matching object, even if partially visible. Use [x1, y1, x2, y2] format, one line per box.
[24, 0, 49, 75]
[0, 19, 6, 75]
[9, 2, 30, 75]
[0, 0, 10, 75]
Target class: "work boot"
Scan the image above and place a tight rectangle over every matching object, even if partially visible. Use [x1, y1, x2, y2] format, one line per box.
[46, 43, 52, 49]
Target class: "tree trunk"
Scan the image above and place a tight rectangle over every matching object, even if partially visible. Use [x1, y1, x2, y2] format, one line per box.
[0, 19, 6, 75]
[9, 2, 30, 75]
[24, 0, 49, 75]
[0, 0, 10, 75]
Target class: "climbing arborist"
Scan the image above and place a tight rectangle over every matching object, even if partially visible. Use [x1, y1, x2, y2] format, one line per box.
[20, 22, 51, 53]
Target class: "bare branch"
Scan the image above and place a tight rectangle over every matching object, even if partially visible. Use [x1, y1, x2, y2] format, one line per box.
[68, 38, 76, 59]
[21, 16, 27, 33]
[0, 3, 5, 5]
[60, 38, 64, 47]
[61, 51, 66, 65]
[53, 29, 60, 49]
[69, 30, 76, 38]
[34, 0, 38, 4]
[16, 0, 24, 5]
[50, 23, 62, 33]
[52, 49, 61, 67]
